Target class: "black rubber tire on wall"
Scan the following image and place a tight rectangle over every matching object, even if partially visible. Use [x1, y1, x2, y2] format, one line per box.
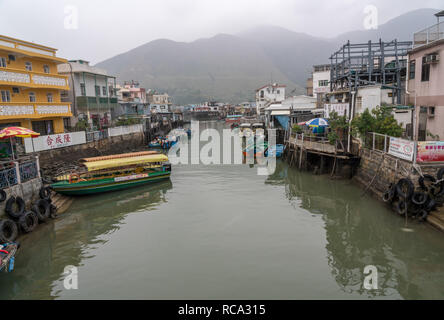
[0, 189, 7, 202]
[425, 199, 437, 213]
[0, 219, 18, 242]
[39, 187, 51, 201]
[435, 168, 444, 197]
[396, 179, 414, 199]
[396, 199, 408, 216]
[419, 209, 429, 222]
[5, 196, 26, 220]
[412, 192, 428, 206]
[32, 199, 50, 223]
[419, 175, 437, 192]
[18, 211, 38, 233]
[49, 204, 58, 219]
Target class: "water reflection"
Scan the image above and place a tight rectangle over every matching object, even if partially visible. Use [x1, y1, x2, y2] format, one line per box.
[0, 181, 172, 300]
[267, 161, 444, 299]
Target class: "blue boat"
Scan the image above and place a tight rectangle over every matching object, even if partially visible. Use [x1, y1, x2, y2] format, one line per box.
[265, 144, 285, 158]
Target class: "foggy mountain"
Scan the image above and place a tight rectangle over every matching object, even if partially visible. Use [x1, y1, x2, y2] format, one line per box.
[96, 8, 439, 105]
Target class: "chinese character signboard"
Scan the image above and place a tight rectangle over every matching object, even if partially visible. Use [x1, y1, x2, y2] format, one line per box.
[417, 141, 444, 163]
[24, 131, 86, 153]
[388, 137, 415, 161]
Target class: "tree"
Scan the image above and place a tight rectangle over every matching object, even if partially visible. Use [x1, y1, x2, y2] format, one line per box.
[351, 106, 403, 138]
[327, 111, 349, 145]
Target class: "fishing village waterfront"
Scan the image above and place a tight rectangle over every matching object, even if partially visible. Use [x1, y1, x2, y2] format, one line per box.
[1, 122, 444, 300]
[1, 5, 444, 303]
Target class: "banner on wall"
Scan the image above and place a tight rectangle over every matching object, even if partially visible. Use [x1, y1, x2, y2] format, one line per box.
[417, 141, 444, 163]
[24, 131, 86, 153]
[324, 103, 349, 118]
[388, 137, 415, 161]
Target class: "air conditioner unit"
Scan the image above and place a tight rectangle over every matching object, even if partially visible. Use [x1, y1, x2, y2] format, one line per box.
[426, 54, 440, 64]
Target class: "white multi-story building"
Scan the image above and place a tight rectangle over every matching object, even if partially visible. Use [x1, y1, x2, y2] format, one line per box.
[255, 83, 286, 116]
[312, 64, 331, 108]
[148, 92, 172, 114]
[58, 60, 118, 128]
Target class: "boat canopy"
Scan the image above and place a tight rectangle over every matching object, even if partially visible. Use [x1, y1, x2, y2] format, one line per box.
[83, 154, 169, 172]
[80, 151, 158, 163]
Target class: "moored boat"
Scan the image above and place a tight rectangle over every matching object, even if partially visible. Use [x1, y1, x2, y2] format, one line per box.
[0, 242, 18, 273]
[243, 141, 269, 157]
[265, 144, 285, 158]
[225, 115, 242, 123]
[51, 151, 171, 196]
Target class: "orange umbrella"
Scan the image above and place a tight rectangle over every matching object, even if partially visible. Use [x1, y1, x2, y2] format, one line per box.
[0, 127, 40, 159]
[0, 126, 40, 139]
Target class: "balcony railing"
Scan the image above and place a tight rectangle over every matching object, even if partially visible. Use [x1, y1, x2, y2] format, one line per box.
[0, 35, 57, 57]
[0, 102, 72, 119]
[0, 67, 69, 89]
[414, 21, 444, 47]
[76, 96, 118, 109]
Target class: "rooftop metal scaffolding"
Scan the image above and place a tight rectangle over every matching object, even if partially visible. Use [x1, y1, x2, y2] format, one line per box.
[329, 39, 412, 104]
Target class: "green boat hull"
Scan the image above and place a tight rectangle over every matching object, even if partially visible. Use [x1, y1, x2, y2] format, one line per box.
[51, 172, 171, 196]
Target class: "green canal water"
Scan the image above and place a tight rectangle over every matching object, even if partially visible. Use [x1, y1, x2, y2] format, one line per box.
[1, 121, 444, 300]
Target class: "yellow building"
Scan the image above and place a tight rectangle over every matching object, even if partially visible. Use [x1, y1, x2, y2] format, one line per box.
[0, 35, 72, 135]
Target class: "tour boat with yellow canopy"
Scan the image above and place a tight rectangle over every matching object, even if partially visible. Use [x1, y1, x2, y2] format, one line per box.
[51, 151, 171, 196]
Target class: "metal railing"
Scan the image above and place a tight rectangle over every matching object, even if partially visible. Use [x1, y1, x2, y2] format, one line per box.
[86, 130, 109, 142]
[19, 159, 39, 183]
[0, 166, 18, 189]
[364, 132, 391, 153]
[414, 21, 444, 47]
[0, 156, 40, 188]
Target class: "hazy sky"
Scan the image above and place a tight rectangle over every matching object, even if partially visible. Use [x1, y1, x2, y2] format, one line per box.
[0, 0, 441, 64]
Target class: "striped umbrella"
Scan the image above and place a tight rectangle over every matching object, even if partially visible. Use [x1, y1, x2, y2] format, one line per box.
[305, 118, 329, 128]
[0, 127, 40, 139]
[0, 127, 40, 159]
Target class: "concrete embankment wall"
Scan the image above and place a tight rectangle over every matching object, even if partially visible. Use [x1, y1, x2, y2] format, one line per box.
[0, 178, 42, 218]
[38, 132, 145, 175]
[353, 148, 441, 198]
[354, 148, 444, 232]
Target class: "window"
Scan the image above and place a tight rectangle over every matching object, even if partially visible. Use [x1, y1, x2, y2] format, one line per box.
[32, 120, 54, 135]
[8, 54, 15, 61]
[25, 61, 32, 71]
[12, 87, 19, 94]
[319, 80, 329, 87]
[428, 106, 435, 117]
[409, 60, 416, 79]
[63, 118, 70, 129]
[277, 90, 280, 94]
[421, 56, 430, 82]
[260, 90, 264, 99]
[80, 83, 86, 96]
[102, 86, 107, 96]
[108, 86, 114, 96]
[0, 57, 6, 68]
[95, 85, 101, 96]
[356, 97, 362, 109]
[1, 90, 11, 102]
[47, 93, 53, 102]
[29, 92, 36, 102]
[43, 65, 50, 74]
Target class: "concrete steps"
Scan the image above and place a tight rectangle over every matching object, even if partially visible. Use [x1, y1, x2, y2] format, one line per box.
[51, 193, 74, 215]
[428, 206, 444, 232]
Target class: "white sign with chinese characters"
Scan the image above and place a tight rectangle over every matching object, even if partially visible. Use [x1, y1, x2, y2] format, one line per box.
[24, 131, 86, 153]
